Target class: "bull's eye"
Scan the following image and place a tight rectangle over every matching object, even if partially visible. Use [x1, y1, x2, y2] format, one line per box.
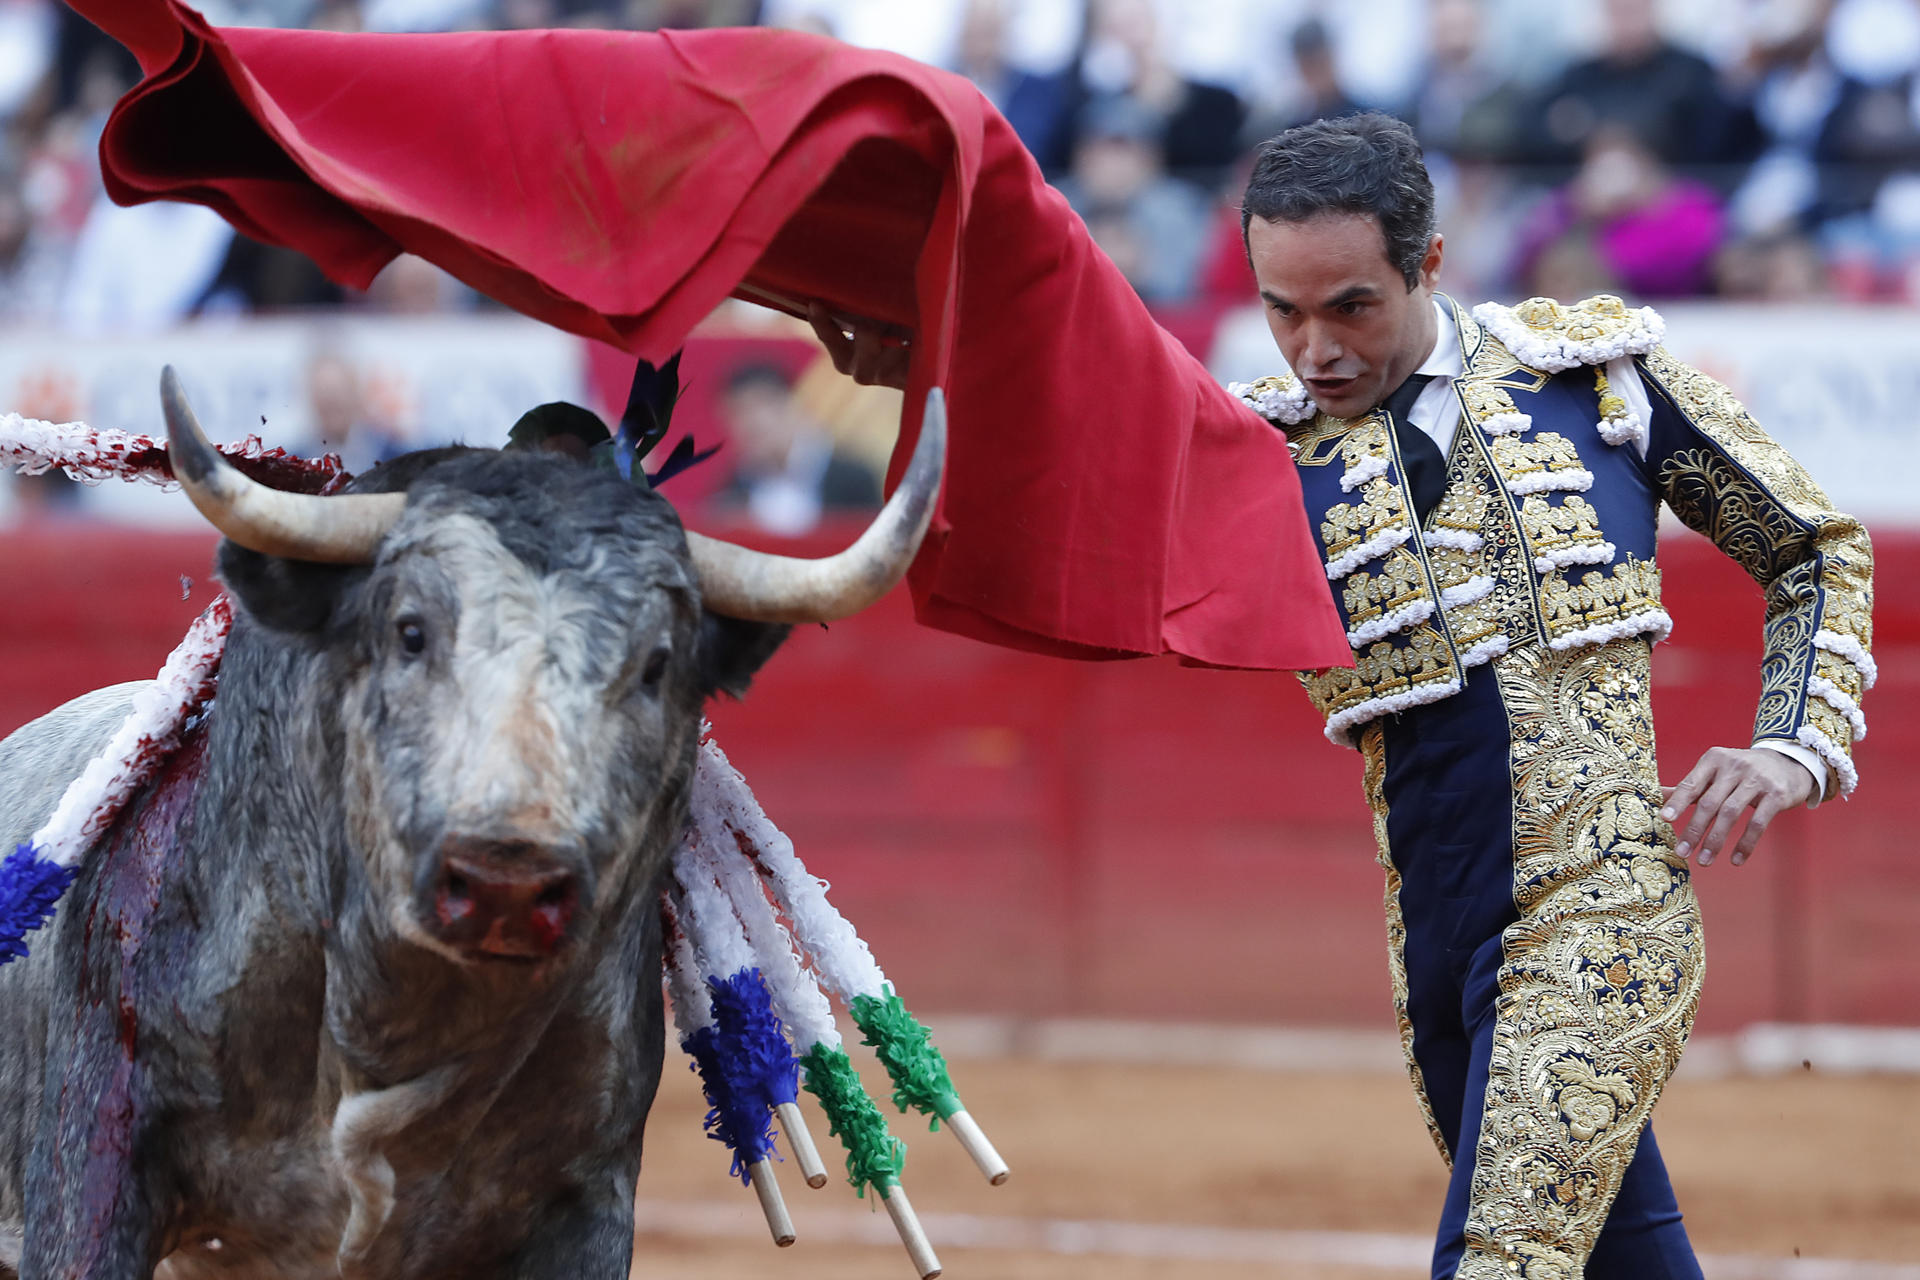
[639, 643, 670, 691]
[398, 619, 427, 656]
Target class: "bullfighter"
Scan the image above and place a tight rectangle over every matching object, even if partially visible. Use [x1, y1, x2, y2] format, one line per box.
[820, 112, 1874, 1280]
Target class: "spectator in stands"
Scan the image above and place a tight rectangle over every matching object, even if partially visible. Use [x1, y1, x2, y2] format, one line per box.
[1404, 0, 1523, 163]
[951, 0, 1071, 174]
[0, 182, 65, 324]
[1282, 18, 1364, 130]
[1723, 0, 1844, 236]
[714, 361, 880, 536]
[1714, 228, 1832, 298]
[364, 252, 472, 313]
[302, 348, 408, 473]
[1521, 0, 1754, 173]
[1515, 125, 1727, 297]
[57, 194, 234, 333]
[1054, 93, 1210, 304]
[760, 0, 964, 69]
[1066, 0, 1246, 188]
[1811, 0, 1920, 295]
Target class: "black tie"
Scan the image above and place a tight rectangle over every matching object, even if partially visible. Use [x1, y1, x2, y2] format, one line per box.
[1382, 372, 1445, 525]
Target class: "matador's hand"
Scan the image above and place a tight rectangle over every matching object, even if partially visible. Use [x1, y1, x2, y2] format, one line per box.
[807, 302, 913, 390]
[1661, 747, 1815, 867]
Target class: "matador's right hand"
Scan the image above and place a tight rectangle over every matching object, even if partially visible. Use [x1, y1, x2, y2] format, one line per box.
[807, 302, 913, 390]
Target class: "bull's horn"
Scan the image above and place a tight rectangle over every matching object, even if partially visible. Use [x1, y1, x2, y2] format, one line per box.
[688, 387, 947, 624]
[161, 365, 405, 563]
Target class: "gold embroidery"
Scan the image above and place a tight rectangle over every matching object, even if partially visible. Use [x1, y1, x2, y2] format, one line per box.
[1644, 348, 1874, 782]
[1814, 647, 1866, 703]
[1520, 494, 1609, 561]
[1457, 640, 1704, 1279]
[1320, 422, 1409, 567]
[1359, 722, 1451, 1166]
[1453, 341, 1555, 651]
[1340, 428, 1388, 470]
[1491, 431, 1588, 486]
[1343, 549, 1430, 629]
[1291, 429, 1352, 467]
[1320, 480, 1406, 563]
[1301, 626, 1458, 719]
[1538, 560, 1664, 644]
[1512, 294, 1647, 349]
[1460, 380, 1525, 421]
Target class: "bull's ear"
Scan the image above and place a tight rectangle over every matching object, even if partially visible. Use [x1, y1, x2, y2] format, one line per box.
[695, 612, 790, 700]
[217, 542, 354, 634]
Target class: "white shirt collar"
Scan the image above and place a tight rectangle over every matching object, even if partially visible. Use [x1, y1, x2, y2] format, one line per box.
[1415, 298, 1462, 382]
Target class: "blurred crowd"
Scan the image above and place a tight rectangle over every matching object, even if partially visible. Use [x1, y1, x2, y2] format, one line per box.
[4, 0, 1919, 528]
[5, 0, 1920, 323]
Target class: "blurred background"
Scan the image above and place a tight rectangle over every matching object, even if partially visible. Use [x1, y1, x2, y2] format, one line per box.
[1, 0, 1917, 1275]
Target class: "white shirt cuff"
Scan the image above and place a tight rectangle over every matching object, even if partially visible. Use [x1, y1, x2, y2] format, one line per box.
[1754, 739, 1827, 808]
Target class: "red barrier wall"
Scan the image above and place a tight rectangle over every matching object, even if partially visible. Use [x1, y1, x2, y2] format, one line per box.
[2, 523, 1914, 1031]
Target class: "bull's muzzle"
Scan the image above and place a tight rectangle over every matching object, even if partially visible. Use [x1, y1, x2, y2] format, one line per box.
[423, 836, 581, 960]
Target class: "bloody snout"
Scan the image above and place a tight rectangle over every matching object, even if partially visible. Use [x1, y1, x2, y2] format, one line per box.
[426, 837, 579, 959]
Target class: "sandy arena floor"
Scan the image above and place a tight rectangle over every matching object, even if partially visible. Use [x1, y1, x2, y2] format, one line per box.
[630, 1054, 1920, 1279]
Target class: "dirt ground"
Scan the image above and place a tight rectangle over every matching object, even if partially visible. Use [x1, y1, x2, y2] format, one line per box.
[630, 1054, 1920, 1279]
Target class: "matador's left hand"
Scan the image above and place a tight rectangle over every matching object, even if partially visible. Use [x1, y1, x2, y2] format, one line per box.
[1661, 747, 1815, 867]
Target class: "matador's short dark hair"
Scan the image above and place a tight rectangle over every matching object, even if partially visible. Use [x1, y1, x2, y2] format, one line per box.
[1240, 112, 1436, 290]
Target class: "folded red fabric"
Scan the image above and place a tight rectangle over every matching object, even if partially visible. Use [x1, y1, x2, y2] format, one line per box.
[76, 0, 1350, 670]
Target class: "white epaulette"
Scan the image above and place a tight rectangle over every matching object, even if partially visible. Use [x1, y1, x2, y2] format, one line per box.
[1471, 294, 1665, 374]
[1226, 372, 1315, 425]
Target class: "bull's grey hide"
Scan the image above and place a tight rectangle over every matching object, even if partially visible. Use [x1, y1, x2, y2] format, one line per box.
[0, 447, 793, 1279]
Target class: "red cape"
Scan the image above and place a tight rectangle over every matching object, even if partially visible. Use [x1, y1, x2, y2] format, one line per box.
[75, 0, 1350, 670]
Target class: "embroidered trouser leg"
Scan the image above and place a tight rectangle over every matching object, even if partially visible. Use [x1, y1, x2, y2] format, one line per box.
[1427, 933, 1702, 1280]
[1364, 640, 1707, 1280]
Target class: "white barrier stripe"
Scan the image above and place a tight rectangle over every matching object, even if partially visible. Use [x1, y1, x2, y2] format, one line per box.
[631, 1199, 1920, 1278]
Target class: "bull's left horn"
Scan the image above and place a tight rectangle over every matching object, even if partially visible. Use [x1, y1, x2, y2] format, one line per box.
[162, 366, 406, 563]
[688, 387, 947, 624]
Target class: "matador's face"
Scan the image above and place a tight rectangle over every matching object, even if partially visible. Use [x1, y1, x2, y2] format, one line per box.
[1246, 212, 1442, 421]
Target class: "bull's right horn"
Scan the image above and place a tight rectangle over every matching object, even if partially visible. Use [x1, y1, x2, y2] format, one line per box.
[162, 365, 406, 564]
[687, 387, 947, 624]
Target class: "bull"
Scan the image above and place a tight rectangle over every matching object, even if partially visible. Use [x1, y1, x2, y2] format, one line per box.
[0, 368, 944, 1279]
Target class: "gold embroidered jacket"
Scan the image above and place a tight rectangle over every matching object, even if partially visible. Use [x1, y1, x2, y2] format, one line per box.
[1236, 295, 1874, 798]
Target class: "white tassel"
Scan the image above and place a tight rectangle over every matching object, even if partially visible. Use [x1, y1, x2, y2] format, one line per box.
[672, 846, 756, 985]
[1471, 300, 1665, 373]
[1813, 629, 1878, 690]
[0, 413, 343, 488]
[1459, 634, 1511, 668]
[1423, 528, 1485, 553]
[1796, 724, 1858, 798]
[1340, 454, 1390, 492]
[1597, 410, 1645, 448]
[1439, 575, 1496, 609]
[1546, 608, 1675, 652]
[1345, 597, 1435, 647]
[1503, 468, 1595, 497]
[661, 891, 716, 1038]
[31, 599, 232, 868]
[685, 773, 842, 1053]
[695, 739, 887, 1004]
[0, 415, 173, 486]
[1325, 525, 1413, 580]
[1227, 376, 1314, 425]
[1533, 542, 1616, 575]
[1480, 412, 1532, 437]
[1807, 675, 1868, 742]
[1323, 678, 1464, 747]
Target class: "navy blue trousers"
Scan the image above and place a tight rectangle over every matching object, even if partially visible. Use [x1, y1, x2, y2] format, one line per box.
[1377, 665, 1704, 1280]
